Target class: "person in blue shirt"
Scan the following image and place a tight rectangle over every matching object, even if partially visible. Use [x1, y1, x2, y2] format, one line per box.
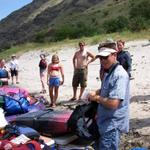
[89, 47, 130, 150]
[117, 40, 132, 78]
[97, 39, 117, 81]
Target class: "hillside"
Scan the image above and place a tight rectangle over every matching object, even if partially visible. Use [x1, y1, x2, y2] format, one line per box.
[0, 0, 149, 50]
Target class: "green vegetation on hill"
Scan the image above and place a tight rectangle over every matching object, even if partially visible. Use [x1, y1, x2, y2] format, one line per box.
[35, 0, 150, 43]
[0, 0, 150, 51]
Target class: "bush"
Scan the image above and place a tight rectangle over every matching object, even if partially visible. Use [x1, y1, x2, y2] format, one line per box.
[115, 16, 129, 30]
[129, 0, 150, 19]
[103, 10, 109, 17]
[0, 42, 11, 51]
[34, 30, 48, 43]
[129, 17, 147, 31]
[103, 16, 128, 33]
[128, 0, 150, 32]
[53, 22, 98, 41]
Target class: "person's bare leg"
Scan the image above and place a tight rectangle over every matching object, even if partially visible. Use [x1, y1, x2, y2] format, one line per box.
[40, 72, 46, 93]
[16, 75, 19, 84]
[40, 76, 46, 93]
[78, 87, 85, 100]
[70, 86, 77, 100]
[53, 86, 59, 107]
[11, 76, 14, 84]
[49, 87, 54, 106]
[41, 79, 44, 90]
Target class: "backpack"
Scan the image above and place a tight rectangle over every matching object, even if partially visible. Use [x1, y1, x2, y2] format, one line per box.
[67, 102, 99, 140]
[67, 63, 120, 140]
[39, 60, 47, 69]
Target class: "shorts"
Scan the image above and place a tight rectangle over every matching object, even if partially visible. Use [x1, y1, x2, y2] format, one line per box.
[72, 68, 87, 88]
[98, 129, 120, 150]
[49, 77, 60, 87]
[10, 69, 18, 77]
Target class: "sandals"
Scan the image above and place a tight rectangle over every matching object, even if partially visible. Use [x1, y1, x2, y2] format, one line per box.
[69, 97, 77, 101]
[50, 103, 56, 108]
[43, 90, 46, 93]
[40, 89, 46, 94]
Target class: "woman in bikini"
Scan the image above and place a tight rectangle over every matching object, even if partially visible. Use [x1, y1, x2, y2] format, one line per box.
[47, 54, 64, 107]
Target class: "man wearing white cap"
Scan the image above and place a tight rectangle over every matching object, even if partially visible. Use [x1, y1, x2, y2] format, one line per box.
[88, 47, 130, 149]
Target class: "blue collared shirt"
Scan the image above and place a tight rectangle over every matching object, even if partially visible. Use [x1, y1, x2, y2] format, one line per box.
[97, 64, 130, 135]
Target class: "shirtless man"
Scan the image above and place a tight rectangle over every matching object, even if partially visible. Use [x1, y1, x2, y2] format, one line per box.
[70, 42, 95, 100]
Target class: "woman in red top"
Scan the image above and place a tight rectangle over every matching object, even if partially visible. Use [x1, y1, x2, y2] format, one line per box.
[47, 54, 64, 107]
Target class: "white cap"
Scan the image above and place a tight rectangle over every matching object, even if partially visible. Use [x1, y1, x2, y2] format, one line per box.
[11, 54, 16, 58]
[97, 47, 117, 57]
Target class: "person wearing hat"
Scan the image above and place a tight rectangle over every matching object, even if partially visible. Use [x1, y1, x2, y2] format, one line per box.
[70, 41, 95, 101]
[88, 47, 130, 149]
[97, 39, 117, 80]
[9, 54, 19, 84]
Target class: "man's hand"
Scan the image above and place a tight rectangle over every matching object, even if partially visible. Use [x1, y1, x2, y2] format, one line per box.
[88, 91, 99, 102]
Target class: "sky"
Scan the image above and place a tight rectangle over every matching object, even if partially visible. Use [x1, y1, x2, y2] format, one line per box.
[0, 0, 33, 20]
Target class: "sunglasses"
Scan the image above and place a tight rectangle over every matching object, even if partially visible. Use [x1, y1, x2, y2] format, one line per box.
[99, 55, 109, 60]
[99, 53, 116, 60]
